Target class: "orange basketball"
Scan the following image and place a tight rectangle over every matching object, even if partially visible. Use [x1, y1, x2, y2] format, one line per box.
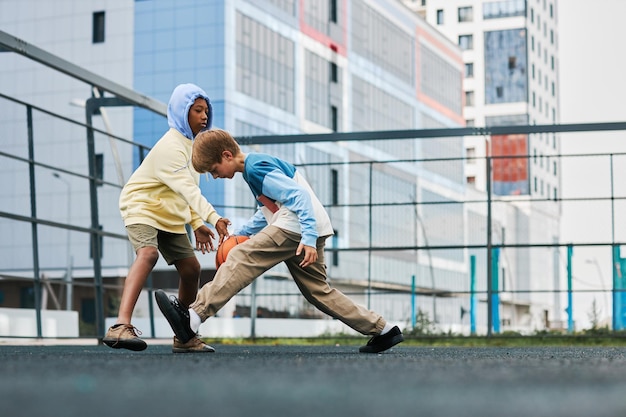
[215, 235, 250, 269]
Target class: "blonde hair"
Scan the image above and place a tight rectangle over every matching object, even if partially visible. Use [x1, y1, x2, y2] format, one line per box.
[192, 129, 240, 173]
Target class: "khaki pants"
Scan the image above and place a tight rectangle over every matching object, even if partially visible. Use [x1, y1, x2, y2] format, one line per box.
[190, 225, 386, 336]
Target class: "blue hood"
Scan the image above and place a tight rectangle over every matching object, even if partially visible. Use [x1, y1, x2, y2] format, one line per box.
[167, 83, 213, 140]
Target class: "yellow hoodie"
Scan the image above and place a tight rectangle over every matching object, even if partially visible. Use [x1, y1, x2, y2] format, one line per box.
[119, 128, 221, 233]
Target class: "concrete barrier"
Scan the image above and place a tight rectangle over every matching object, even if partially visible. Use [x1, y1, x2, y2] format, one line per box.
[0, 307, 79, 337]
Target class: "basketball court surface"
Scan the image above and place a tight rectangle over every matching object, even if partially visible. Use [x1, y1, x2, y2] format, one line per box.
[1, 341, 624, 417]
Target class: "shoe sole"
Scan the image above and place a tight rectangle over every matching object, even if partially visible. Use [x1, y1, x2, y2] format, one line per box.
[154, 290, 196, 343]
[359, 333, 404, 354]
[102, 338, 147, 351]
[172, 346, 216, 353]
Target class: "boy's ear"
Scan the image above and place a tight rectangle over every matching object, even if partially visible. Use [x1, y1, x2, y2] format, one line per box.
[222, 150, 233, 160]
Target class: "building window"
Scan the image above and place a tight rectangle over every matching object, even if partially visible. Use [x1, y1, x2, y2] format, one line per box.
[331, 169, 339, 205]
[465, 63, 474, 78]
[331, 231, 339, 266]
[459, 34, 473, 50]
[20, 287, 35, 308]
[466, 119, 475, 127]
[330, 62, 338, 83]
[496, 86, 503, 98]
[467, 176, 476, 185]
[81, 298, 96, 324]
[436, 9, 444, 25]
[466, 147, 476, 164]
[508, 56, 516, 71]
[465, 90, 475, 106]
[329, 0, 338, 23]
[458, 6, 473, 22]
[483, 0, 526, 19]
[331, 105, 338, 132]
[92, 11, 105, 44]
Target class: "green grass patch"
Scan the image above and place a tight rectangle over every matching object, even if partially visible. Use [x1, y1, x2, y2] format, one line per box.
[203, 332, 626, 348]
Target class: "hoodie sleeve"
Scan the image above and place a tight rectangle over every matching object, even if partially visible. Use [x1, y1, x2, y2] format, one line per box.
[153, 137, 221, 229]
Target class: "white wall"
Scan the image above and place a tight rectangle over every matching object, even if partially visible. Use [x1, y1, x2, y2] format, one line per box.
[0, 308, 79, 337]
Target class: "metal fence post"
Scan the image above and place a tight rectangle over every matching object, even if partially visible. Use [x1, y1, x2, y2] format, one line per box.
[27, 105, 43, 338]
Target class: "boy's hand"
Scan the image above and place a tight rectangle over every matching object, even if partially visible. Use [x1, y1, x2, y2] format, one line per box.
[215, 217, 231, 245]
[296, 243, 317, 268]
[194, 225, 215, 254]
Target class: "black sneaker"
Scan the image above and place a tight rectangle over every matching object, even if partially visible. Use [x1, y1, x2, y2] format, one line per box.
[154, 290, 196, 344]
[359, 325, 404, 353]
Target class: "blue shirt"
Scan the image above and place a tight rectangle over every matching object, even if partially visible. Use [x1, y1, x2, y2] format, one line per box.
[236, 153, 320, 247]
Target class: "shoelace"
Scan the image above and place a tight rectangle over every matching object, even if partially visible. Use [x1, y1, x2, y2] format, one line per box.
[169, 296, 190, 319]
[121, 324, 143, 338]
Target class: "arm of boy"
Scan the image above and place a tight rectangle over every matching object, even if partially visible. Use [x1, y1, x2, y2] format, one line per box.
[192, 218, 231, 254]
[157, 148, 231, 244]
[214, 217, 231, 244]
[234, 209, 268, 237]
[193, 225, 215, 254]
[262, 171, 318, 247]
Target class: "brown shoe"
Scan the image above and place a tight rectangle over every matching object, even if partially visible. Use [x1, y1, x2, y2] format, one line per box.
[103, 324, 147, 351]
[172, 336, 215, 353]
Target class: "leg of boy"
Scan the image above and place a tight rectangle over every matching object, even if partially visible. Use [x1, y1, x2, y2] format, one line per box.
[173, 256, 202, 308]
[284, 238, 385, 336]
[161, 233, 214, 353]
[116, 246, 159, 323]
[190, 226, 294, 321]
[285, 237, 404, 353]
[103, 245, 157, 351]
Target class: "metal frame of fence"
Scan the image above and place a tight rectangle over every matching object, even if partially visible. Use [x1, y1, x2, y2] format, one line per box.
[2, 30, 626, 340]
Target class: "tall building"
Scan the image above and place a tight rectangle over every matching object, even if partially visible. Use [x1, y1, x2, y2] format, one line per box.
[404, 0, 560, 196]
[403, 0, 563, 326]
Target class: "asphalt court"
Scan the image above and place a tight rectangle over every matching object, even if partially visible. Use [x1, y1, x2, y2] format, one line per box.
[1, 342, 625, 417]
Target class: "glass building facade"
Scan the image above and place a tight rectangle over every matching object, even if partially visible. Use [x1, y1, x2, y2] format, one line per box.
[0, 0, 477, 329]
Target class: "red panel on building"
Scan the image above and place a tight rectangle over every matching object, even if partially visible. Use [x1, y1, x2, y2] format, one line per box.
[491, 134, 529, 195]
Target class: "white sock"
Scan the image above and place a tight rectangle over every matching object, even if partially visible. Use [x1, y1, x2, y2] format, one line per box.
[380, 322, 394, 335]
[189, 308, 201, 333]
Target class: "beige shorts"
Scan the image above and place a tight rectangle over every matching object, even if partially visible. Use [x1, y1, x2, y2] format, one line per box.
[126, 224, 195, 265]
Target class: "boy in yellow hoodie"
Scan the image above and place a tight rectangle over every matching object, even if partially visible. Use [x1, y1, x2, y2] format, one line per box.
[103, 84, 230, 352]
